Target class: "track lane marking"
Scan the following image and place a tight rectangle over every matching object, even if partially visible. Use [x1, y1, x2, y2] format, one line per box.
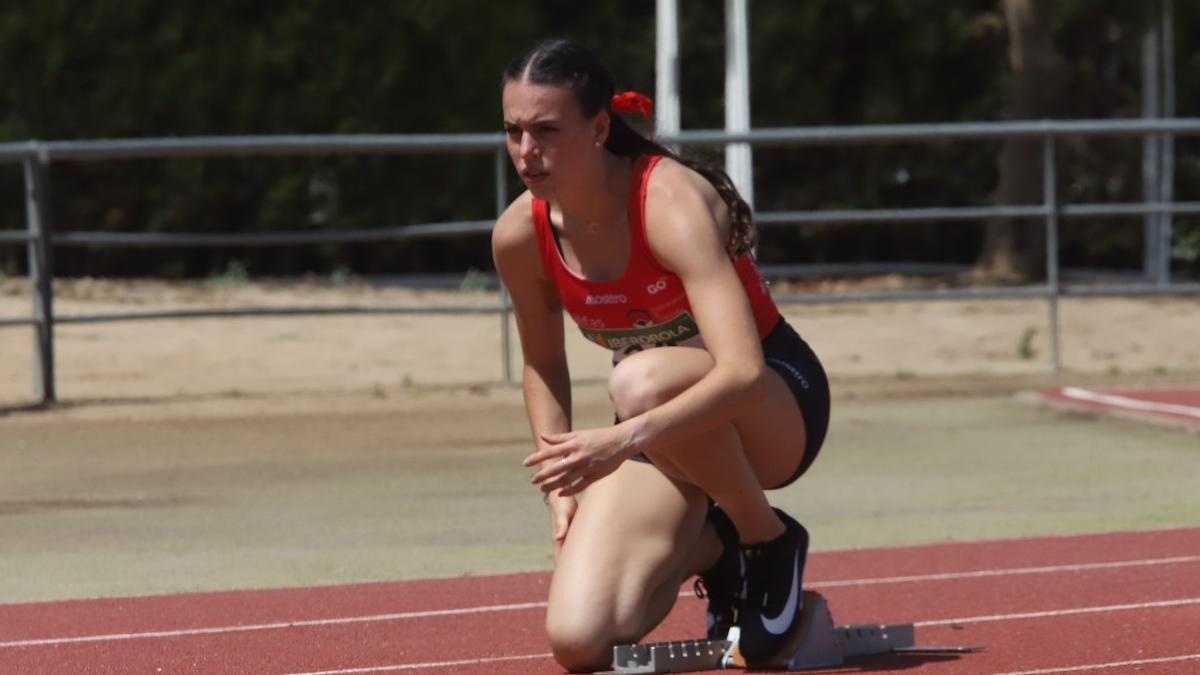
[282, 652, 554, 674]
[1060, 386, 1200, 419]
[989, 652, 1200, 675]
[2, 554, 1198, 649]
[809, 554, 1200, 588]
[916, 596, 1200, 627]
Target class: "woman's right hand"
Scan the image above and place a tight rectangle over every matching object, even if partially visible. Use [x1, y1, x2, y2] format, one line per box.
[545, 490, 577, 560]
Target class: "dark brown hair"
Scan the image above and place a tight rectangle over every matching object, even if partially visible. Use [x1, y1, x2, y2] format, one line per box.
[502, 38, 756, 257]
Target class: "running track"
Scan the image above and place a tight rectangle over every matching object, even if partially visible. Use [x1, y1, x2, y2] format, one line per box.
[2, 528, 1199, 674]
[1037, 385, 1200, 432]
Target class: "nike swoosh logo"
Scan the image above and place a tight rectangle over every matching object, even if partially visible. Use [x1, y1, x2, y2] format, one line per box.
[761, 549, 800, 635]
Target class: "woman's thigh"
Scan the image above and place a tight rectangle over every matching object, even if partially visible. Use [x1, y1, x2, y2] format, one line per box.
[547, 459, 709, 644]
[610, 346, 808, 490]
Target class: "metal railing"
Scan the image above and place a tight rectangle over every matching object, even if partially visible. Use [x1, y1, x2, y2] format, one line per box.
[3, 118, 1200, 404]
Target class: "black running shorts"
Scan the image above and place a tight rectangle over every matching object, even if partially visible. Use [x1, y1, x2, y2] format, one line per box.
[626, 316, 830, 489]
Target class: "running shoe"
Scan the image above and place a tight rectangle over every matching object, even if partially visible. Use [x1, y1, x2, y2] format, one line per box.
[693, 503, 743, 640]
[736, 508, 810, 665]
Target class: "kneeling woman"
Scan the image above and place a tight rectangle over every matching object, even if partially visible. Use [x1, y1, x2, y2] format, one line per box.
[491, 38, 830, 672]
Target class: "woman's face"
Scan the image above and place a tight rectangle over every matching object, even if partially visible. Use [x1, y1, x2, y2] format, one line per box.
[502, 79, 607, 198]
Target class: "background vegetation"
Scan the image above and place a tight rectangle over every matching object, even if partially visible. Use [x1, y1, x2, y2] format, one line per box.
[0, 0, 1196, 281]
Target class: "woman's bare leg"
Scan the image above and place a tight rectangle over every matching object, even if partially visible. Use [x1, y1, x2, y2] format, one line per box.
[608, 346, 808, 542]
[544, 346, 809, 671]
[545, 460, 712, 671]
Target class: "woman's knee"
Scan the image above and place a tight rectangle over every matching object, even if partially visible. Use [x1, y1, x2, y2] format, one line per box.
[545, 603, 614, 672]
[608, 352, 698, 420]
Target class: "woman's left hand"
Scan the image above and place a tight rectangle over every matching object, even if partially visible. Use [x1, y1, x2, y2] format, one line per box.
[524, 424, 640, 497]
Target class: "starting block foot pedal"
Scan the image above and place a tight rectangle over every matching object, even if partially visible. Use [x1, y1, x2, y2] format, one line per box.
[609, 590, 981, 673]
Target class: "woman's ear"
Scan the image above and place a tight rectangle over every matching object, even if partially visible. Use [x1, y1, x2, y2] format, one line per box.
[593, 111, 611, 148]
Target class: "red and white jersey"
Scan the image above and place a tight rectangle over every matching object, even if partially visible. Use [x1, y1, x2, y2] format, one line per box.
[532, 154, 779, 361]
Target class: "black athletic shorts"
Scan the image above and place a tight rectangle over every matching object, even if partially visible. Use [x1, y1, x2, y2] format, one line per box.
[626, 316, 830, 489]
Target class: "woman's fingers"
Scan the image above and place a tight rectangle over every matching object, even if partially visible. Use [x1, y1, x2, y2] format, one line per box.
[523, 437, 573, 468]
[530, 454, 574, 484]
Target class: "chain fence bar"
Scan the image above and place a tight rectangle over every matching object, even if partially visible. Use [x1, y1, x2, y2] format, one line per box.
[28, 199, 1200, 251]
[50, 220, 496, 248]
[6, 282, 1191, 327]
[773, 286, 1053, 304]
[0, 229, 36, 244]
[666, 117, 1200, 147]
[50, 305, 505, 324]
[0, 134, 504, 162]
[5, 118, 1200, 165]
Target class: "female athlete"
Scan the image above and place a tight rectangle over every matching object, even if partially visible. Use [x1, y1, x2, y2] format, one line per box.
[491, 38, 831, 672]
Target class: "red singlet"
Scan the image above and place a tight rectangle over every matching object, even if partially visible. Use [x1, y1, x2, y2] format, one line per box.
[532, 154, 780, 361]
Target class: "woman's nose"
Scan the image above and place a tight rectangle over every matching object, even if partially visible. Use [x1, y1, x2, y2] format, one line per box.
[519, 133, 539, 159]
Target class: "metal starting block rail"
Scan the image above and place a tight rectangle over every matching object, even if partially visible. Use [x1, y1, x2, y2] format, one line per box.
[608, 591, 981, 673]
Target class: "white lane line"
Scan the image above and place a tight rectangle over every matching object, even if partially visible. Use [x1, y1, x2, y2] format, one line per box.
[0, 602, 550, 648]
[989, 652, 1200, 675]
[1060, 386, 1200, 419]
[3, 555, 1198, 649]
[808, 555, 1200, 588]
[916, 596, 1200, 627]
[281, 652, 553, 675]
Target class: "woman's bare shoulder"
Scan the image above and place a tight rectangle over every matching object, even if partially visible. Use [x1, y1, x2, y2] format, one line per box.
[492, 190, 550, 286]
[492, 190, 536, 250]
[643, 155, 730, 234]
[645, 156, 728, 223]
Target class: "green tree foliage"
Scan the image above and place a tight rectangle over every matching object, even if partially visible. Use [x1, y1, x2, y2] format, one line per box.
[0, 1, 1196, 279]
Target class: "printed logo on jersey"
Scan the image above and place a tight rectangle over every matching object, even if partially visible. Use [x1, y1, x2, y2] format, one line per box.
[626, 309, 654, 328]
[585, 293, 627, 305]
[574, 315, 606, 329]
[580, 311, 699, 351]
[646, 278, 669, 295]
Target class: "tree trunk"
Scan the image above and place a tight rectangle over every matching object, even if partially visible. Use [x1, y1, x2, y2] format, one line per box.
[973, 0, 1064, 282]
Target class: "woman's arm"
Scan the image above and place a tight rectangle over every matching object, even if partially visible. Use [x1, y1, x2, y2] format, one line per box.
[491, 195, 577, 556]
[620, 159, 769, 452]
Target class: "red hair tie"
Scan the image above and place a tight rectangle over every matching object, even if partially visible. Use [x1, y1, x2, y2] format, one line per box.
[611, 91, 653, 120]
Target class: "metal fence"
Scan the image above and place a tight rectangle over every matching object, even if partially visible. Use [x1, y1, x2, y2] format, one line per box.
[3, 118, 1200, 404]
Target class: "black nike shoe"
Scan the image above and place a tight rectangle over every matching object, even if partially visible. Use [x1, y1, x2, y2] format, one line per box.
[736, 508, 810, 666]
[693, 503, 743, 640]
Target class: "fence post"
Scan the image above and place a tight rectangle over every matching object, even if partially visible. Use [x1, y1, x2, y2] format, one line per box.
[1158, 0, 1176, 287]
[24, 149, 56, 403]
[494, 146, 514, 386]
[1042, 135, 1062, 373]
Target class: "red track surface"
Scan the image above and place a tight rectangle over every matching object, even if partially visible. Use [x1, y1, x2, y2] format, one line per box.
[1038, 385, 1200, 430]
[3, 527, 1199, 674]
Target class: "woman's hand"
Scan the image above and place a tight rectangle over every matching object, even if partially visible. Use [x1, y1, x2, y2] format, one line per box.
[545, 490, 577, 560]
[524, 423, 640, 498]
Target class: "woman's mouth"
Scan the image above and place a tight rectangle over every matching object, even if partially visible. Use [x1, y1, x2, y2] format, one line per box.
[521, 168, 549, 184]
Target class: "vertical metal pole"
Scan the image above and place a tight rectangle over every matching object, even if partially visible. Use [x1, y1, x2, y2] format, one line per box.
[24, 151, 56, 403]
[1158, 0, 1175, 287]
[655, 0, 681, 144]
[724, 0, 754, 208]
[1141, 24, 1162, 283]
[1043, 136, 1061, 373]
[495, 147, 514, 386]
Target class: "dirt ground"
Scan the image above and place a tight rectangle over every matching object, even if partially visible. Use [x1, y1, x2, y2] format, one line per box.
[1, 277, 1198, 603]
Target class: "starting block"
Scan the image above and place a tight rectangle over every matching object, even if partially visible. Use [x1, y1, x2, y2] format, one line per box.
[608, 591, 980, 673]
